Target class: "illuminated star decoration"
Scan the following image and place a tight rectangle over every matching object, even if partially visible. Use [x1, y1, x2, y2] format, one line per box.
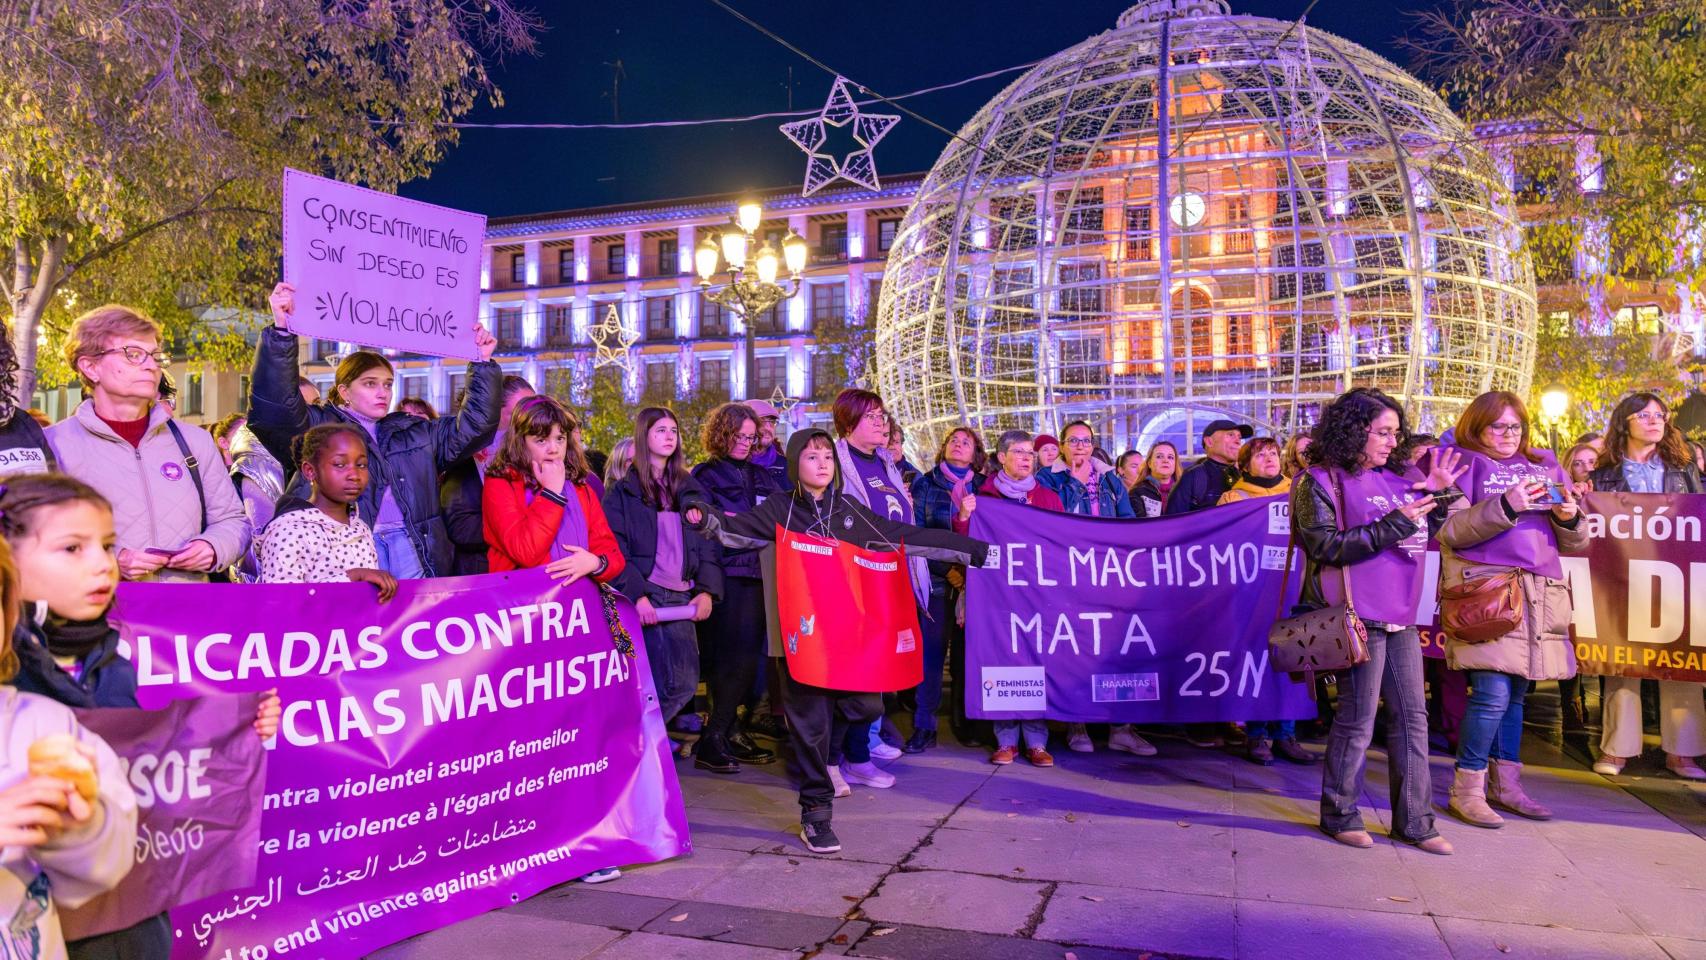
[779, 76, 900, 197]
[768, 384, 802, 420]
[589, 303, 638, 372]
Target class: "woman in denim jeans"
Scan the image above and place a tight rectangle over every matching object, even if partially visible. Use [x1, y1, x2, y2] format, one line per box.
[1291, 388, 1463, 855]
[1438, 391, 1586, 827]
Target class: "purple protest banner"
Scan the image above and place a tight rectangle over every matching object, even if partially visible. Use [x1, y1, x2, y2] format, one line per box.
[61, 695, 266, 940]
[116, 569, 689, 960]
[282, 168, 483, 360]
[965, 497, 1316, 723]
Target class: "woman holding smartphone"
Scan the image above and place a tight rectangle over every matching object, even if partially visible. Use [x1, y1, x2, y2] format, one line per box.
[1437, 391, 1585, 827]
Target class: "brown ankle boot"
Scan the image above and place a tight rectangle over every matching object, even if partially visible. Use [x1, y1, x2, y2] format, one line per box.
[1488, 760, 1552, 819]
[1449, 767, 1504, 828]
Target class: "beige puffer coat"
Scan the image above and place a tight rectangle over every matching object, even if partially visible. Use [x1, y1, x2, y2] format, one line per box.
[1438, 493, 1587, 680]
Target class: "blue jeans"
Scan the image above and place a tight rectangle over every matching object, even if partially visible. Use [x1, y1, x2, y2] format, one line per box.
[995, 720, 1047, 750]
[1456, 670, 1530, 772]
[914, 580, 951, 731]
[1321, 624, 1437, 843]
[372, 523, 426, 580]
[829, 720, 871, 765]
[1246, 719, 1296, 740]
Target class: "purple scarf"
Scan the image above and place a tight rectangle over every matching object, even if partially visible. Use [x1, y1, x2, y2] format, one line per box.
[532, 483, 589, 562]
[1308, 465, 1429, 626]
[1449, 447, 1566, 579]
[939, 462, 973, 517]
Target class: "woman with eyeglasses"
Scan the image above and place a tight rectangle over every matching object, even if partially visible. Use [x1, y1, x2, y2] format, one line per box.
[1294, 387, 1464, 854]
[1589, 392, 1706, 780]
[45, 305, 251, 582]
[689, 403, 784, 773]
[1436, 391, 1585, 827]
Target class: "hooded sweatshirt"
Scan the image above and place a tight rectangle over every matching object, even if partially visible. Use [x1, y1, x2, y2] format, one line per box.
[0, 688, 138, 960]
[689, 430, 996, 656]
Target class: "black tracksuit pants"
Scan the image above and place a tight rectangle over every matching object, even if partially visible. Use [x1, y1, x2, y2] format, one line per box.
[781, 669, 882, 823]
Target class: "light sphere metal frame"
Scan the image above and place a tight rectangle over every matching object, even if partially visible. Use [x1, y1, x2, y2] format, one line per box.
[874, 0, 1537, 458]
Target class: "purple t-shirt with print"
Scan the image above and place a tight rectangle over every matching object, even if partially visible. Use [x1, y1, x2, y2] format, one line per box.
[1449, 447, 1567, 580]
[1309, 465, 1430, 626]
[847, 448, 910, 523]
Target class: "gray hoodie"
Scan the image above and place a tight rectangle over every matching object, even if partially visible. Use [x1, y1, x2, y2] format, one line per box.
[0, 688, 137, 960]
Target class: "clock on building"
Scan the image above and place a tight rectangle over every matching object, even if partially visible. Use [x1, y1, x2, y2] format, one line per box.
[1168, 191, 1207, 227]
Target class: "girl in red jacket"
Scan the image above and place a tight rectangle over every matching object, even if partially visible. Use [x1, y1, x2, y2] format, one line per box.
[481, 396, 624, 587]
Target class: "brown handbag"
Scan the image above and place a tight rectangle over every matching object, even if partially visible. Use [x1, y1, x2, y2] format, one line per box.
[1268, 469, 1372, 680]
[1440, 569, 1526, 644]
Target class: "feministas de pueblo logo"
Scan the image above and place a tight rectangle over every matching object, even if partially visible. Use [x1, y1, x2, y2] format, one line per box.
[980, 666, 1046, 711]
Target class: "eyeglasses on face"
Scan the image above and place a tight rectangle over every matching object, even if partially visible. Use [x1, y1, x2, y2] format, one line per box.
[733, 433, 757, 443]
[1064, 437, 1094, 447]
[1486, 422, 1524, 436]
[859, 411, 889, 426]
[1629, 411, 1669, 425]
[95, 345, 170, 367]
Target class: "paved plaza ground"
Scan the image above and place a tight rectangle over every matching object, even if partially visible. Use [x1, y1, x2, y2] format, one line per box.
[375, 712, 1706, 960]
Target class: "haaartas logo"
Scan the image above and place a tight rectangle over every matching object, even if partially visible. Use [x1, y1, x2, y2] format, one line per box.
[980, 666, 1046, 712]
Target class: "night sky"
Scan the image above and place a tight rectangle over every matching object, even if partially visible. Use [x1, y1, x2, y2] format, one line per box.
[397, 0, 1428, 219]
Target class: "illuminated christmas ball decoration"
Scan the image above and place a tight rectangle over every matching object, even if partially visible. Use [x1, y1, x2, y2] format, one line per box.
[874, 0, 1536, 457]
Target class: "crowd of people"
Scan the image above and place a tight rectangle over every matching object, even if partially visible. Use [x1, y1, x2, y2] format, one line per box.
[5, 286, 1706, 956]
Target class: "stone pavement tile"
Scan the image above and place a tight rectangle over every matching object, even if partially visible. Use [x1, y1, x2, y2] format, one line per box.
[815, 919, 870, 956]
[636, 899, 844, 951]
[677, 769, 801, 815]
[693, 852, 890, 917]
[602, 846, 755, 900]
[1231, 824, 1428, 915]
[846, 923, 1145, 960]
[504, 885, 677, 930]
[686, 803, 802, 853]
[1656, 937, 1706, 960]
[370, 910, 622, 960]
[1035, 881, 1236, 957]
[587, 930, 803, 959]
[905, 824, 1233, 896]
[811, 812, 942, 865]
[1606, 883, 1706, 941]
[1435, 917, 1670, 959]
[1233, 899, 1451, 960]
[1401, 832, 1639, 932]
[860, 869, 1048, 936]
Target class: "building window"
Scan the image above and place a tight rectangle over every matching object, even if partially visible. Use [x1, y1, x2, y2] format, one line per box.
[645, 296, 676, 340]
[545, 305, 573, 346]
[182, 372, 204, 416]
[1125, 206, 1153, 261]
[1273, 242, 1327, 300]
[811, 350, 847, 400]
[606, 243, 626, 277]
[751, 303, 784, 335]
[657, 238, 678, 275]
[449, 372, 467, 408]
[311, 338, 339, 362]
[402, 375, 426, 400]
[877, 219, 900, 252]
[644, 361, 675, 400]
[1058, 187, 1104, 242]
[1057, 337, 1105, 386]
[1612, 305, 1664, 335]
[1541, 310, 1573, 338]
[866, 277, 883, 321]
[810, 283, 845, 328]
[753, 354, 788, 395]
[558, 248, 575, 283]
[819, 223, 847, 256]
[1224, 198, 1252, 253]
[239, 374, 251, 405]
[698, 359, 731, 399]
[1057, 263, 1103, 316]
[1226, 314, 1251, 359]
[495, 311, 523, 347]
[510, 253, 525, 284]
[700, 295, 728, 337]
[1354, 237, 1404, 287]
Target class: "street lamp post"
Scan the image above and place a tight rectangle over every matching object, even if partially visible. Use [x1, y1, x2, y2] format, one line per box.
[1540, 384, 1570, 453]
[695, 201, 809, 399]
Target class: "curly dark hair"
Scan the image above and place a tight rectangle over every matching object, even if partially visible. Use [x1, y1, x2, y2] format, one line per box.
[701, 402, 760, 460]
[292, 424, 369, 479]
[1597, 391, 1691, 471]
[1305, 387, 1409, 471]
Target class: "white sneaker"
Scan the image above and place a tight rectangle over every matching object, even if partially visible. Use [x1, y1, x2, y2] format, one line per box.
[841, 760, 896, 788]
[1591, 756, 1626, 777]
[869, 726, 903, 761]
[1108, 726, 1158, 757]
[1067, 723, 1094, 753]
[828, 763, 852, 797]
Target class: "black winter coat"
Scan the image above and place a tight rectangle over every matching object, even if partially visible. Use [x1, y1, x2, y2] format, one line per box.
[0, 407, 55, 476]
[1163, 458, 1238, 515]
[439, 459, 488, 576]
[602, 471, 725, 605]
[248, 327, 502, 576]
[1289, 469, 1449, 612]
[1589, 459, 1703, 493]
[1129, 478, 1172, 519]
[688, 456, 781, 580]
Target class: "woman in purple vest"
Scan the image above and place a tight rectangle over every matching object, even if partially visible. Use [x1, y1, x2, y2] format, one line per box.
[1291, 387, 1465, 855]
[1437, 391, 1586, 827]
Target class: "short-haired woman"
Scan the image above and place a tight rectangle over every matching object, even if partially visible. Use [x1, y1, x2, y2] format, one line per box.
[1438, 391, 1585, 826]
[1589, 392, 1706, 780]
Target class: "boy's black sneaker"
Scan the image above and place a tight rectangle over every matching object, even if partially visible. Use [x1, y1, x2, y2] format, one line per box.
[801, 821, 841, 854]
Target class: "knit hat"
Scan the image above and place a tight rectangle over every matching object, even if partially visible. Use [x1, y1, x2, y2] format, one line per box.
[1034, 434, 1060, 451]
